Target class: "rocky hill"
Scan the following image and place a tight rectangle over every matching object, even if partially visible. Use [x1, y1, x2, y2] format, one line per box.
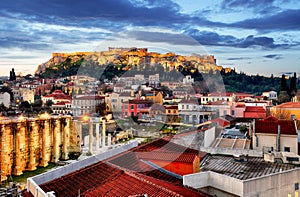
[36, 47, 231, 78]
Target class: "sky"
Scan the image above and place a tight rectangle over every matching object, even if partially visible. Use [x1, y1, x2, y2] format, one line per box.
[0, 0, 299, 76]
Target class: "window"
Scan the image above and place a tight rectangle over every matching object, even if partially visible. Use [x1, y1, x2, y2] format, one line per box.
[186, 105, 189, 109]
[231, 110, 235, 116]
[182, 105, 184, 109]
[284, 147, 291, 152]
[223, 110, 227, 115]
[131, 105, 134, 109]
[168, 110, 171, 113]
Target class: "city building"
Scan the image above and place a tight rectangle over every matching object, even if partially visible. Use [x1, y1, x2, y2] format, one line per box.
[178, 99, 212, 124]
[144, 90, 163, 104]
[252, 116, 298, 154]
[262, 90, 278, 100]
[0, 92, 10, 108]
[182, 75, 194, 84]
[72, 95, 105, 116]
[122, 99, 153, 119]
[12, 87, 35, 103]
[271, 102, 300, 120]
[165, 105, 179, 123]
[41, 90, 71, 105]
[51, 101, 72, 115]
[184, 154, 300, 197]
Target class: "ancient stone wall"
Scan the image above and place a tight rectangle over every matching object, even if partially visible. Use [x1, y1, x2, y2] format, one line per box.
[0, 116, 78, 181]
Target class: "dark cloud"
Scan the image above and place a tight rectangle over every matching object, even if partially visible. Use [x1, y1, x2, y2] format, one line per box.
[0, 0, 189, 29]
[263, 54, 282, 59]
[221, 0, 280, 14]
[232, 9, 300, 31]
[127, 31, 200, 46]
[227, 57, 251, 60]
[184, 29, 290, 49]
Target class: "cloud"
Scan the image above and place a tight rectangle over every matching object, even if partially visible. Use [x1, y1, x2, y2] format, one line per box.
[184, 29, 290, 49]
[263, 54, 282, 59]
[232, 9, 300, 31]
[0, 0, 189, 29]
[227, 57, 251, 60]
[127, 31, 200, 46]
[221, 0, 281, 14]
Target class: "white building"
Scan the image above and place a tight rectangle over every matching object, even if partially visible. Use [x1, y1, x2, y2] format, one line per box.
[262, 90, 278, 100]
[72, 95, 105, 116]
[12, 87, 35, 103]
[51, 101, 72, 115]
[0, 92, 10, 108]
[183, 75, 194, 84]
[178, 99, 211, 124]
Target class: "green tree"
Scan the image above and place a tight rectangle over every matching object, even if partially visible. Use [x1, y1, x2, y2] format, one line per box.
[280, 74, 287, 91]
[278, 91, 290, 104]
[46, 100, 54, 107]
[289, 72, 297, 98]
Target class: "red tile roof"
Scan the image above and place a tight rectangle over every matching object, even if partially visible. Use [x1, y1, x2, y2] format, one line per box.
[127, 99, 153, 104]
[211, 117, 230, 127]
[274, 102, 300, 108]
[165, 105, 178, 110]
[43, 90, 72, 100]
[107, 151, 181, 184]
[26, 138, 208, 197]
[138, 151, 197, 163]
[244, 106, 266, 119]
[255, 116, 297, 135]
[38, 161, 206, 197]
[52, 101, 71, 106]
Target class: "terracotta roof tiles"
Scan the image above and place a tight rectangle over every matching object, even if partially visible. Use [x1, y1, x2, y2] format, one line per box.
[255, 116, 297, 135]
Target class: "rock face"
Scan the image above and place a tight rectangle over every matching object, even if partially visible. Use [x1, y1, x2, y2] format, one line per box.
[35, 47, 231, 76]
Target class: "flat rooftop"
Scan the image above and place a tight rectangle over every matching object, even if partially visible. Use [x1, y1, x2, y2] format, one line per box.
[201, 155, 299, 180]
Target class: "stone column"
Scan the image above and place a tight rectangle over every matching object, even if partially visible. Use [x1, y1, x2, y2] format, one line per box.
[40, 119, 49, 167]
[27, 121, 37, 171]
[77, 121, 83, 146]
[102, 119, 106, 147]
[0, 124, 10, 181]
[52, 119, 60, 163]
[13, 122, 24, 175]
[95, 123, 100, 152]
[88, 122, 93, 155]
[62, 118, 70, 160]
[108, 134, 111, 146]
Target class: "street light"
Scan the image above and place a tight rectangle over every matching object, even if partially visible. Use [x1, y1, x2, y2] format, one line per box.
[82, 114, 90, 123]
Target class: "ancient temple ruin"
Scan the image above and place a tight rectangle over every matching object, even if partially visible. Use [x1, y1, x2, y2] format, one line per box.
[0, 116, 78, 181]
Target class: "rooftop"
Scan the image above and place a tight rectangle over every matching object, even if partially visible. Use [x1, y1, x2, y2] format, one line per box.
[37, 161, 205, 197]
[201, 155, 298, 180]
[255, 116, 297, 135]
[25, 138, 208, 197]
[274, 102, 300, 109]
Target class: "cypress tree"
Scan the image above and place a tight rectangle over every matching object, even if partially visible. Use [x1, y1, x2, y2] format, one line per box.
[280, 74, 287, 91]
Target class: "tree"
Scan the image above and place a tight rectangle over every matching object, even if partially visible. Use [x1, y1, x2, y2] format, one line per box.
[96, 102, 108, 116]
[19, 101, 31, 111]
[289, 72, 297, 98]
[9, 68, 16, 81]
[46, 100, 54, 107]
[271, 108, 291, 120]
[280, 74, 287, 91]
[278, 91, 290, 104]
[78, 88, 83, 95]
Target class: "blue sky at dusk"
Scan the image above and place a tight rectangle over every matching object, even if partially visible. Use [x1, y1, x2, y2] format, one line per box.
[0, 0, 299, 76]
